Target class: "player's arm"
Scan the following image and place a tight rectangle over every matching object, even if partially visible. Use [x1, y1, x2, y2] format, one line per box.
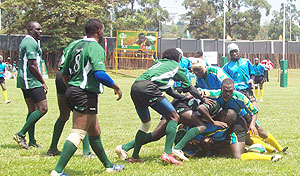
[197, 104, 228, 128]
[240, 95, 259, 135]
[28, 59, 48, 93]
[165, 88, 187, 100]
[94, 71, 122, 100]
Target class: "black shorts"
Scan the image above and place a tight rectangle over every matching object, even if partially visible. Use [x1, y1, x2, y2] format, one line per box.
[227, 116, 248, 144]
[65, 86, 98, 114]
[254, 76, 264, 84]
[55, 70, 67, 95]
[172, 99, 192, 115]
[130, 80, 165, 108]
[238, 89, 256, 102]
[0, 77, 5, 83]
[22, 87, 47, 103]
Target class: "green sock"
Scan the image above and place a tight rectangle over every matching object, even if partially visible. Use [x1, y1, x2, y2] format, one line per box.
[122, 140, 135, 152]
[18, 110, 43, 137]
[132, 130, 146, 159]
[82, 134, 90, 155]
[25, 113, 36, 144]
[89, 136, 113, 168]
[49, 118, 66, 151]
[174, 127, 201, 150]
[164, 120, 178, 154]
[54, 140, 77, 173]
[122, 133, 153, 152]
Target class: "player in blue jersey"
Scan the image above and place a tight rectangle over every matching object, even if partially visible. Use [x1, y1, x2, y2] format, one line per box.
[253, 58, 267, 102]
[174, 48, 192, 93]
[223, 44, 289, 155]
[0, 55, 11, 104]
[192, 59, 229, 90]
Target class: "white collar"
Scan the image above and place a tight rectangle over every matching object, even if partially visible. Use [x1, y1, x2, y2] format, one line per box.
[25, 35, 38, 44]
[83, 38, 97, 42]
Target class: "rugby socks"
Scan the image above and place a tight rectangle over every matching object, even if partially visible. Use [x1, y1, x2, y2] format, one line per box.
[260, 89, 264, 100]
[132, 130, 146, 159]
[254, 89, 258, 99]
[264, 132, 284, 152]
[54, 140, 77, 173]
[82, 135, 90, 155]
[241, 152, 272, 161]
[89, 136, 113, 168]
[49, 118, 66, 151]
[3, 90, 8, 101]
[164, 120, 178, 154]
[122, 140, 135, 152]
[122, 133, 153, 152]
[26, 113, 36, 145]
[251, 136, 276, 153]
[173, 127, 200, 150]
[18, 110, 43, 137]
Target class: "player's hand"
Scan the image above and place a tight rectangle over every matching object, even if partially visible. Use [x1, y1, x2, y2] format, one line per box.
[213, 121, 228, 128]
[248, 79, 255, 89]
[42, 83, 48, 94]
[204, 98, 215, 107]
[249, 124, 258, 136]
[185, 92, 193, 99]
[114, 88, 122, 101]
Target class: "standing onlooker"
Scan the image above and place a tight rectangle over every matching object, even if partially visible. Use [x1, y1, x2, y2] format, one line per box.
[0, 55, 11, 104]
[253, 58, 267, 102]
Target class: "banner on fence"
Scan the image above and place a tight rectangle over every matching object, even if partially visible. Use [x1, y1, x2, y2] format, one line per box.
[116, 31, 157, 52]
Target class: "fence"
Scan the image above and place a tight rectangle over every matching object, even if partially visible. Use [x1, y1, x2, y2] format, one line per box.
[1, 34, 300, 73]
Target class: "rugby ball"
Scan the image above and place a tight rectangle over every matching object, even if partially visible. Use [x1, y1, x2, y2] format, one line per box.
[248, 143, 266, 154]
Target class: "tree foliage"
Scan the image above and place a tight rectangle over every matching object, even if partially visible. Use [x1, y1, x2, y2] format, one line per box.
[183, 0, 271, 40]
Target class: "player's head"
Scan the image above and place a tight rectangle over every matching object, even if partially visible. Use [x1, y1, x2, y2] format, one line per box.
[255, 58, 259, 65]
[221, 78, 234, 101]
[214, 109, 237, 126]
[176, 48, 183, 59]
[0, 55, 3, 62]
[85, 19, 105, 43]
[138, 33, 146, 41]
[162, 48, 181, 62]
[195, 50, 203, 58]
[191, 59, 207, 78]
[227, 43, 239, 60]
[27, 21, 42, 40]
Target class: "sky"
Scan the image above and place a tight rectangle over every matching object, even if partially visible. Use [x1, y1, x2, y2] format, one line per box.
[159, 0, 300, 24]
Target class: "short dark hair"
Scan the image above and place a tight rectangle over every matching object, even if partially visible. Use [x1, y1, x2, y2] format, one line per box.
[138, 33, 145, 37]
[162, 48, 181, 62]
[221, 78, 234, 87]
[27, 21, 39, 31]
[85, 19, 103, 35]
[196, 50, 203, 57]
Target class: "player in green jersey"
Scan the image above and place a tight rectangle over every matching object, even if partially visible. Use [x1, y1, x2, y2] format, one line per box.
[50, 19, 124, 176]
[13, 21, 48, 149]
[129, 48, 214, 165]
[47, 39, 94, 158]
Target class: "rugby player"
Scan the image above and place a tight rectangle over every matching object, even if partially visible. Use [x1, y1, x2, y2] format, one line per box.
[13, 21, 48, 149]
[50, 19, 124, 176]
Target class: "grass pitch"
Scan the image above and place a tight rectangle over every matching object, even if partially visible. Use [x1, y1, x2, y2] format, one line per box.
[0, 69, 299, 176]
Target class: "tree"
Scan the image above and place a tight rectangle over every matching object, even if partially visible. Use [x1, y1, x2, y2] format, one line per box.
[0, 0, 111, 50]
[267, 0, 300, 41]
[183, 0, 271, 40]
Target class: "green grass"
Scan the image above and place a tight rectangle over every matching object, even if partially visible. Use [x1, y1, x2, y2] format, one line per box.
[0, 69, 299, 176]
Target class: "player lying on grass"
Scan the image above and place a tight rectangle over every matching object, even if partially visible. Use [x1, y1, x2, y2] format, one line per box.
[128, 48, 214, 165]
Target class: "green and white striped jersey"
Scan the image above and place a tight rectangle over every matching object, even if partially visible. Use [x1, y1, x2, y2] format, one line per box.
[62, 38, 105, 94]
[17, 35, 43, 89]
[58, 39, 83, 71]
[136, 59, 192, 90]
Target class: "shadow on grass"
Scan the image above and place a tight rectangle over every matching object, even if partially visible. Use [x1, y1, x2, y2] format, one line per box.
[0, 143, 23, 149]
